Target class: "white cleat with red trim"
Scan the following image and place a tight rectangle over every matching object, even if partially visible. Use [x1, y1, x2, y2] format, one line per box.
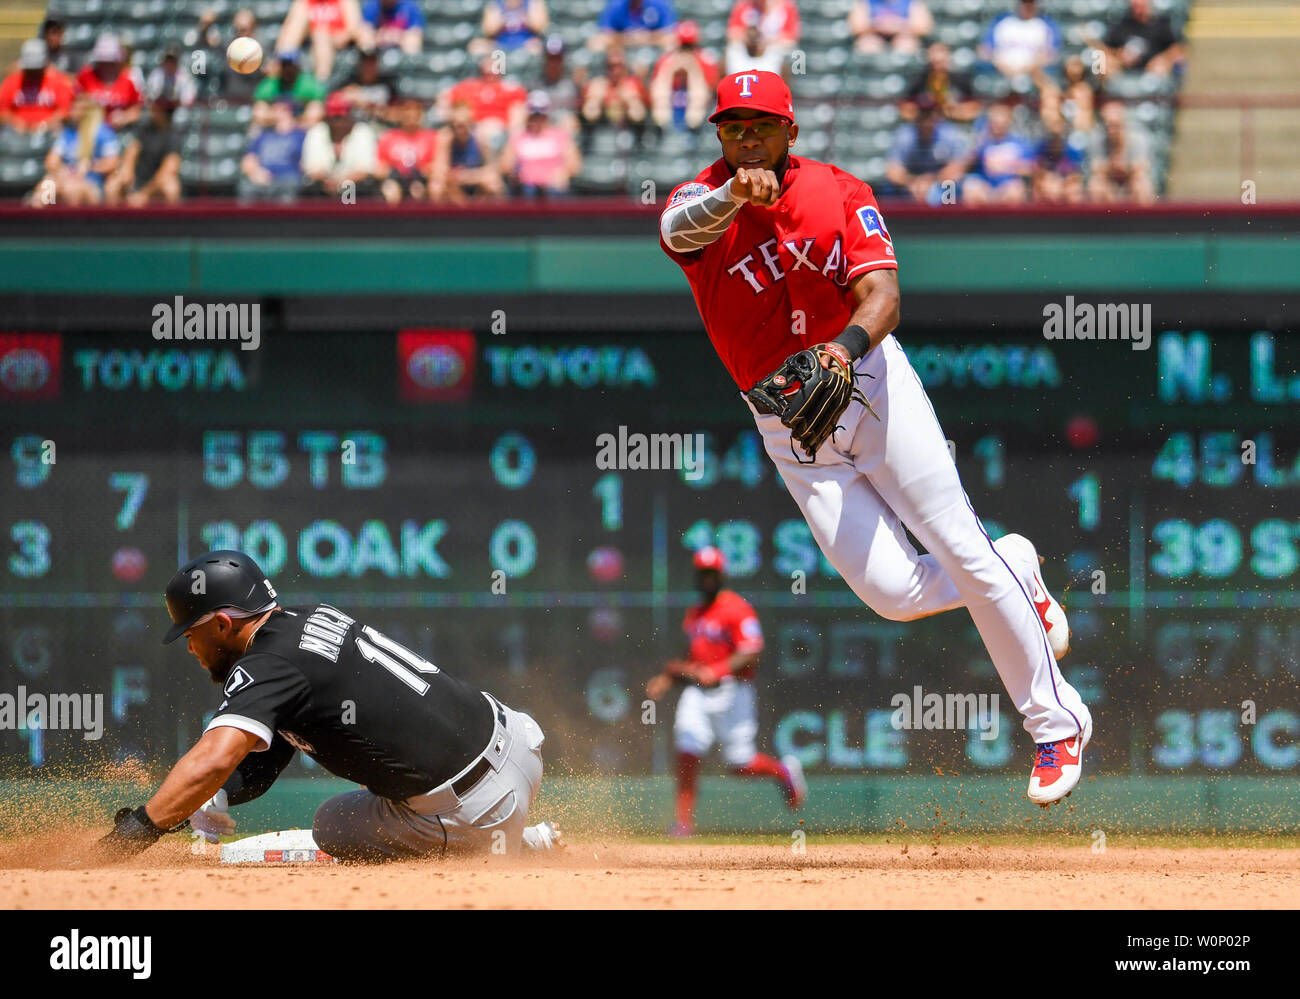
[1027, 716, 1093, 806]
[994, 533, 1070, 661]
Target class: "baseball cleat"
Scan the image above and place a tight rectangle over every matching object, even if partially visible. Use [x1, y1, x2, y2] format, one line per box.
[667, 821, 694, 838]
[995, 533, 1071, 660]
[522, 821, 564, 851]
[1027, 716, 1092, 805]
[781, 754, 807, 811]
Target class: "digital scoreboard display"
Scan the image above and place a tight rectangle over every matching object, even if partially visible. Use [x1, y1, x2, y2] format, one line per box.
[2, 327, 1298, 777]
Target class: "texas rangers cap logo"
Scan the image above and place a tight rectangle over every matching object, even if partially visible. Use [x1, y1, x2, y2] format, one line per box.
[709, 69, 795, 123]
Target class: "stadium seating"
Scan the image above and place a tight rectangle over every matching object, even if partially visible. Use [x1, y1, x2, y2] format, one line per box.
[2, 0, 1189, 199]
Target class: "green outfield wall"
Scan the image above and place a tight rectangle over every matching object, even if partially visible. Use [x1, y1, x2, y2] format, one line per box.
[2, 234, 1298, 296]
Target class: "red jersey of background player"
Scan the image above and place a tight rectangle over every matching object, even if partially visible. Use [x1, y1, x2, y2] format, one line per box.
[660, 156, 897, 390]
[683, 589, 763, 682]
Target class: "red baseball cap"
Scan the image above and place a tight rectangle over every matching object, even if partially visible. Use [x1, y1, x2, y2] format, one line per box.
[709, 69, 795, 124]
[676, 19, 700, 44]
[693, 546, 726, 573]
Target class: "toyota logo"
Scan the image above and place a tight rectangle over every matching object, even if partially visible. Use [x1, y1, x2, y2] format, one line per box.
[0, 348, 51, 393]
[407, 345, 465, 389]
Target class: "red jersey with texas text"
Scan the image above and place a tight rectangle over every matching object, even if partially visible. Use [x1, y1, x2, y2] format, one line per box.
[683, 589, 763, 682]
[660, 155, 897, 389]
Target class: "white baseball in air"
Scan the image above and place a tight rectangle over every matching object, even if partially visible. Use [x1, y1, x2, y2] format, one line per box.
[226, 36, 264, 74]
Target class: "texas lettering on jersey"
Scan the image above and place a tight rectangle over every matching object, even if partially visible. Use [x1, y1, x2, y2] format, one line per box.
[660, 155, 897, 390]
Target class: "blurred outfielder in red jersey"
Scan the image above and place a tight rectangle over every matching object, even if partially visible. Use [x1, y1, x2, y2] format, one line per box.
[659, 70, 1092, 806]
[646, 547, 806, 837]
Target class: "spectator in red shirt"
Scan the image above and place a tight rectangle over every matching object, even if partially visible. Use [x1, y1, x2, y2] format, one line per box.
[726, 0, 800, 75]
[581, 46, 649, 148]
[0, 40, 74, 133]
[499, 91, 581, 198]
[276, 0, 362, 83]
[439, 56, 528, 152]
[76, 34, 143, 130]
[650, 20, 718, 133]
[376, 95, 445, 203]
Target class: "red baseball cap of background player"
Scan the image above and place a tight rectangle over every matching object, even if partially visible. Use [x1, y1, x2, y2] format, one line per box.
[708, 69, 795, 124]
[693, 546, 727, 573]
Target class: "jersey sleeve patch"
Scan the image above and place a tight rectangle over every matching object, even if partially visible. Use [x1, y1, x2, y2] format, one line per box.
[667, 182, 710, 208]
[855, 205, 894, 252]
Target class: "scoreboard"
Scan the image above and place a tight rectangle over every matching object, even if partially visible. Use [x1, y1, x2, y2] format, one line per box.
[2, 326, 1298, 777]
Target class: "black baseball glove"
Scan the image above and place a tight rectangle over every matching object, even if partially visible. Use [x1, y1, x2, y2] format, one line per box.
[747, 342, 878, 461]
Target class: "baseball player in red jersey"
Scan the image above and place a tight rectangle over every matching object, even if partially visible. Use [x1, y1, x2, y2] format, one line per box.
[658, 70, 1092, 806]
[646, 546, 806, 837]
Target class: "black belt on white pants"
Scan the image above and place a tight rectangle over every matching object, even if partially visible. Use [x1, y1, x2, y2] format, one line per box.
[408, 692, 513, 814]
[451, 694, 510, 797]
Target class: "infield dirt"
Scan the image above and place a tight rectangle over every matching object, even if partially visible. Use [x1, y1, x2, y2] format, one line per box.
[2, 835, 1297, 908]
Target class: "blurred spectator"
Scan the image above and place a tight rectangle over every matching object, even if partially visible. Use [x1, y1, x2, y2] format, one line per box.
[440, 55, 528, 151]
[443, 99, 505, 200]
[34, 96, 121, 206]
[980, 0, 1060, 80]
[76, 34, 143, 130]
[145, 49, 198, 108]
[41, 17, 78, 76]
[1097, 0, 1184, 78]
[471, 0, 549, 56]
[848, 0, 933, 55]
[376, 95, 444, 202]
[254, 52, 327, 129]
[359, 0, 427, 54]
[189, 8, 228, 99]
[532, 35, 582, 133]
[726, 0, 800, 74]
[902, 41, 979, 122]
[959, 101, 1035, 204]
[1088, 98, 1154, 203]
[276, 0, 362, 82]
[219, 10, 266, 102]
[499, 91, 581, 197]
[650, 21, 718, 133]
[1039, 53, 1099, 134]
[239, 98, 307, 202]
[1033, 122, 1085, 203]
[0, 40, 74, 133]
[592, 0, 677, 52]
[304, 93, 381, 198]
[884, 97, 967, 203]
[335, 48, 399, 123]
[105, 101, 183, 206]
[581, 46, 649, 148]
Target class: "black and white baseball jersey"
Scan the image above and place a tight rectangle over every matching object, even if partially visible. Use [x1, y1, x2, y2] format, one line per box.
[210, 604, 494, 802]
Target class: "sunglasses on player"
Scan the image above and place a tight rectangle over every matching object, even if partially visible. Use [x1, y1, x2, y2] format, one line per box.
[716, 116, 787, 141]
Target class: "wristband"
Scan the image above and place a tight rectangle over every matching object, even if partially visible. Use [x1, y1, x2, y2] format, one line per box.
[833, 324, 872, 361]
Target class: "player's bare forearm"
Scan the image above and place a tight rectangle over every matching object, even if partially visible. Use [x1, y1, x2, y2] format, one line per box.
[840, 268, 901, 357]
[145, 727, 259, 828]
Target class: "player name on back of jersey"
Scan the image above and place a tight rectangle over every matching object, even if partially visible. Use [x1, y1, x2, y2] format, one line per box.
[298, 605, 356, 662]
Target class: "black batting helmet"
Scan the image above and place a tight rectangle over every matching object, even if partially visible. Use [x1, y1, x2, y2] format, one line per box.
[162, 550, 278, 644]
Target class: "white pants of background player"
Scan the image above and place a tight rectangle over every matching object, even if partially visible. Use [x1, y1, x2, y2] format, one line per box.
[746, 333, 1090, 745]
[313, 701, 545, 860]
[674, 679, 759, 765]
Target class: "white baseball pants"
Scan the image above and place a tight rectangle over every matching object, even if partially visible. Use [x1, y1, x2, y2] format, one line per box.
[748, 334, 1090, 744]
